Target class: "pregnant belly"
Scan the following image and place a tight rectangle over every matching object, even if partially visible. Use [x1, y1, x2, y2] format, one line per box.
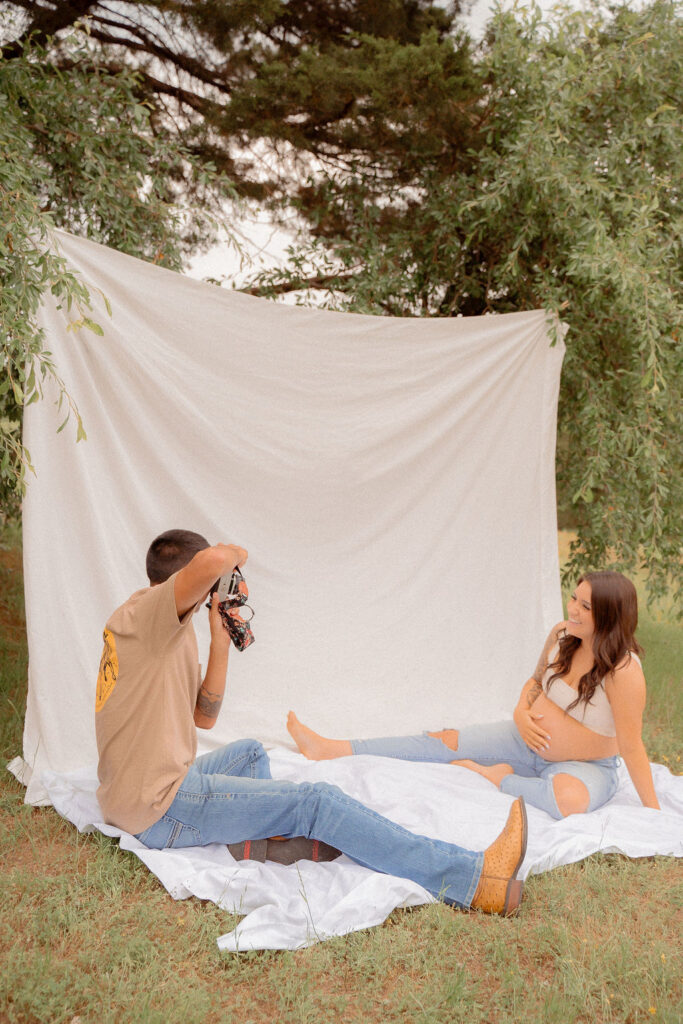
[530, 692, 618, 762]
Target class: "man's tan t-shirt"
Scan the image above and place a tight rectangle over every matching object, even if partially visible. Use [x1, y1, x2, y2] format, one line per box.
[95, 573, 202, 834]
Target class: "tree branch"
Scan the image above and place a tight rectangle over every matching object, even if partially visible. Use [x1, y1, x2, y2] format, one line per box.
[83, 23, 237, 96]
[2, 0, 96, 59]
[241, 271, 359, 296]
[126, 67, 216, 116]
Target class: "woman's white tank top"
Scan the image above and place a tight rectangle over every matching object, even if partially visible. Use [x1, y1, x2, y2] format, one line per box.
[542, 644, 642, 738]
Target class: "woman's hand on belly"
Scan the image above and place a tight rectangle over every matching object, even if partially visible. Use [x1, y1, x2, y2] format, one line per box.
[527, 693, 618, 762]
[513, 703, 552, 753]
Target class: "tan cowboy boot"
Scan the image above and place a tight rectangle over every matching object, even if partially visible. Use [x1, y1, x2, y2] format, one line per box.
[470, 797, 528, 916]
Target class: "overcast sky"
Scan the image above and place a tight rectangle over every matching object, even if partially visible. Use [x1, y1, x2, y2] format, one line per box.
[459, 0, 586, 36]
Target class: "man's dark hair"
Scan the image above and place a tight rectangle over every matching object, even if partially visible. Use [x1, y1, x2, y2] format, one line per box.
[146, 529, 210, 584]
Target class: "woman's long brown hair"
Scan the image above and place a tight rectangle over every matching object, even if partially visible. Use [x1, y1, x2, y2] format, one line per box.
[546, 571, 643, 712]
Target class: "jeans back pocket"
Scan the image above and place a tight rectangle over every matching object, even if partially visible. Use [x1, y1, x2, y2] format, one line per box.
[136, 815, 201, 850]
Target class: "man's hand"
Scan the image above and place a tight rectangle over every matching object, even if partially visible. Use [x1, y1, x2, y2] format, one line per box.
[214, 543, 248, 573]
[208, 592, 231, 649]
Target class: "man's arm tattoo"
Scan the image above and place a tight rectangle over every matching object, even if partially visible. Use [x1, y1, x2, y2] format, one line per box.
[196, 686, 224, 719]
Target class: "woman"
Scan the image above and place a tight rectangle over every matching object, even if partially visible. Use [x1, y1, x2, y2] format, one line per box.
[287, 571, 660, 819]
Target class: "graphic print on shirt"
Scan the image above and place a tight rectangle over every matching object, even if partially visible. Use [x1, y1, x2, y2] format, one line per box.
[96, 628, 119, 711]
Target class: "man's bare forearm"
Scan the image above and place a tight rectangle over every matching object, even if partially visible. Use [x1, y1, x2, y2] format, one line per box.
[175, 543, 248, 618]
[196, 684, 224, 722]
[194, 640, 230, 728]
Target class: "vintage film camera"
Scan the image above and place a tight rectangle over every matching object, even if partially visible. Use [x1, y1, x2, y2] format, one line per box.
[208, 567, 255, 651]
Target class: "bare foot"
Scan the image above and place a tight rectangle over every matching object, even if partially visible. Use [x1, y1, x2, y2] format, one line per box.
[286, 711, 353, 760]
[451, 760, 514, 788]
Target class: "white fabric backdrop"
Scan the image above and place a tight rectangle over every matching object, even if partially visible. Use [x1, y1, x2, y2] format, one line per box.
[19, 229, 565, 805]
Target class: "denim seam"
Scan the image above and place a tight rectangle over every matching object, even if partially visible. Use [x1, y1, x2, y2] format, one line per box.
[224, 754, 257, 773]
[175, 791, 234, 804]
[167, 819, 183, 847]
[182, 751, 264, 795]
[351, 740, 453, 762]
[463, 852, 485, 907]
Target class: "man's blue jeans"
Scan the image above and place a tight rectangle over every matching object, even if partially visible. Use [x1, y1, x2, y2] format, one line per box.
[135, 739, 484, 908]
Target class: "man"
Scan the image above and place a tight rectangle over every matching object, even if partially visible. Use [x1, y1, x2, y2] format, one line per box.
[95, 529, 527, 915]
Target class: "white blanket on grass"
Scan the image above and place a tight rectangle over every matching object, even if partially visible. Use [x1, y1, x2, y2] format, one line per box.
[22, 750, 683, 952]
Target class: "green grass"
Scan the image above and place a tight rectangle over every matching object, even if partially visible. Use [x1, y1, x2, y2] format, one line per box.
[1, 525, 681, 1024]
